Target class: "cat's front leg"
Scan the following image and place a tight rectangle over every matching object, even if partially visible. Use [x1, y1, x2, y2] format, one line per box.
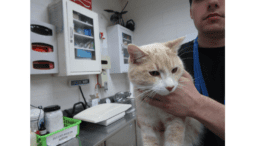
[164, 118, 185, 146]
[139, 123, 161, 146]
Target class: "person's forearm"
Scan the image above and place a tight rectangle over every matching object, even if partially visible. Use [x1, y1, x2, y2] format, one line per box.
[190, 94, 225, 140]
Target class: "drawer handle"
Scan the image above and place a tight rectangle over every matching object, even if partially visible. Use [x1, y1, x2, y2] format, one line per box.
[70, 27, 73, 42]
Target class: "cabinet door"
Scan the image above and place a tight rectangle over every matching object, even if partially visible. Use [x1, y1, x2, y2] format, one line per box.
[106, 121, 136, 146]
[66, 1, 101, 73]
[120, 30, 133, 73]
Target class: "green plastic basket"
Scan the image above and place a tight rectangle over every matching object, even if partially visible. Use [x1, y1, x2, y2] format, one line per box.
[36, 116, 81, 146]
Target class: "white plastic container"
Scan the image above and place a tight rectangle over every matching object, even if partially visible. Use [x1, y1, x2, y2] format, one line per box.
[30, 108, 44, 132]
[44, 105, 64, 133]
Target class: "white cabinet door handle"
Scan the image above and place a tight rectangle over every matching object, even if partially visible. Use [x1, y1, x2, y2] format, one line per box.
[70, 27, 73, 42]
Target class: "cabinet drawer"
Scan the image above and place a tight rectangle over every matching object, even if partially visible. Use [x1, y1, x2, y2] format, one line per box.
[106, 121, 136, 146]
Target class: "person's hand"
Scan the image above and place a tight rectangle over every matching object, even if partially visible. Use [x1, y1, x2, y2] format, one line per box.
[146, 70, 201, 118]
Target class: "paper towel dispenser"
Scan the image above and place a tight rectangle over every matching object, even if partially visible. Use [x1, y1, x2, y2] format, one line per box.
[101, 56, 111, 69]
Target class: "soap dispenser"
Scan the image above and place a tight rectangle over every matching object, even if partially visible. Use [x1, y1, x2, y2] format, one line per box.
[99, 55, 111, 91]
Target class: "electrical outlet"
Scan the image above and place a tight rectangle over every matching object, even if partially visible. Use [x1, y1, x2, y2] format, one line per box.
[69, 79, 89, 87]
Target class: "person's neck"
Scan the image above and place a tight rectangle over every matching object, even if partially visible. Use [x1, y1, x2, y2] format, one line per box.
[197, 32, 225, 48]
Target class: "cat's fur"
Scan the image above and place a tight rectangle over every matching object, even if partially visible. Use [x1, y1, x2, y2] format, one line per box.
[127, 37, 204, 146]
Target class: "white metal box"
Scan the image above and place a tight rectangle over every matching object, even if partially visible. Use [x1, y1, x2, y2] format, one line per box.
[101, 55, 111, 69]
[107, 24, 133, 73]
[48, 0, 101, 76]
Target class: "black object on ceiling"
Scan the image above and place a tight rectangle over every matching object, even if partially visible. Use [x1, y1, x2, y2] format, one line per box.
[104, 1, 128, 26]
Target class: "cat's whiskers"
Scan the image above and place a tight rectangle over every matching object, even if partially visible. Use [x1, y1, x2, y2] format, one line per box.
[133, 85, 160, 94]
[136, 89, 158, 105]
[130, 77, 151, 81]
[135, 86, 154, 90]
[139, 91, 158, 107]
[130, 79, 148, 81]
[151, 86, 166, 92]
[136, 89, 153, 98]
[136, 90, 155, 107]
[148, 91, 157, 100]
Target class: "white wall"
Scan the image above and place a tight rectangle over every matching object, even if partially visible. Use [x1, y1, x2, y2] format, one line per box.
[121, 0, 198, 46]
[30, 0, 130, 110]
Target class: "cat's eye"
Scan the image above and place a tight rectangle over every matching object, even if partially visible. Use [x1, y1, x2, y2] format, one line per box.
[172, 68, 178, 73]
[149, 71, 160, 76]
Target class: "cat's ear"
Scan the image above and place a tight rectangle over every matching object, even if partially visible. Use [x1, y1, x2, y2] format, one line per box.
[164, 36, 185, 52]
[128, 44, 147, 64]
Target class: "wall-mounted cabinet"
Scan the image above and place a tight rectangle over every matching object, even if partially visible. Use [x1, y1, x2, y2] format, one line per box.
[30, 19, 59, 74]
[48, 0, 101, 76]
[107, 24, 133, 73]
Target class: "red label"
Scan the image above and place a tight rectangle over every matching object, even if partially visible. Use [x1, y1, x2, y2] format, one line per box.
[70, 0, 92, 10]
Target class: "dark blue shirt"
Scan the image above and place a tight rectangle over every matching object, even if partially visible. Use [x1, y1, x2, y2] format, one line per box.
[179, 40, 225, 146]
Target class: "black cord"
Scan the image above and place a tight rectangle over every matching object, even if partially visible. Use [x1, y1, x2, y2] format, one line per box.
[121, 1, 128, 12]
[30, 104, 38, 108]
[78, 85, 89, 108]
[37, 107, 42, 130]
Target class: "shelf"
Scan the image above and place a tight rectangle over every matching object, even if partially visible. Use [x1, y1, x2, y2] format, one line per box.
[123, 38, 131, 42]
[73, 19, 93, 27]
[75, 57, 92, 60]
[75, 46, 95, 51]
[74, 32, 94, 39]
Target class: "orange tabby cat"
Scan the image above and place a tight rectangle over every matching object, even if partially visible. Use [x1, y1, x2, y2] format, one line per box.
[127, 37, 204, 146]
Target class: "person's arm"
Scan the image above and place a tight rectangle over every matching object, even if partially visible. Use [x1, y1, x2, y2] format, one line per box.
[190, 94, 225, 140]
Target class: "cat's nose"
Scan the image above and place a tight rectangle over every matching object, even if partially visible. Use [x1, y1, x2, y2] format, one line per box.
[166, 86, 174, 92]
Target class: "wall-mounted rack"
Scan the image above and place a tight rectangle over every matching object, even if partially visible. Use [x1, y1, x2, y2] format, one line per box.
[30, 19, 59, 74]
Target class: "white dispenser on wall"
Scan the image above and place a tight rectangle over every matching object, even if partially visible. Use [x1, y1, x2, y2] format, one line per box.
[99, 55, 111, 90]
[48, 0, 101, 76]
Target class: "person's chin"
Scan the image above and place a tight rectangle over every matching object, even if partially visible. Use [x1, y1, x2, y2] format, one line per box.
[202, 26, 225, 34]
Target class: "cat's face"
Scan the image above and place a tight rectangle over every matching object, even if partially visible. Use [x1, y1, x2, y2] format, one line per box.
[128, 37, 185, 96]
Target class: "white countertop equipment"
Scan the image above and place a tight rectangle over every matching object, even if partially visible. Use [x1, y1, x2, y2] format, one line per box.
[73, 103, 132, 126]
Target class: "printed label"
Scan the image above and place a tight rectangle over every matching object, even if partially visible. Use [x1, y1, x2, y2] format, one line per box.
[46, 126, 77, 146]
